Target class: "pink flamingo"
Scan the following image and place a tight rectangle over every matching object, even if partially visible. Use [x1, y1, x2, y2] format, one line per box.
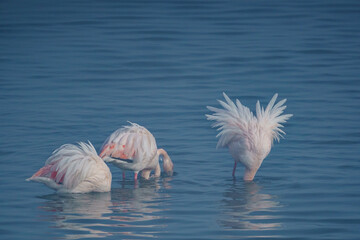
[27, 142, 111, 193]
[99, 122, 173, 181]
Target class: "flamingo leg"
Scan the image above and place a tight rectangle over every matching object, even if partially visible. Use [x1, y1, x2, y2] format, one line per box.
[122, 171, 125, 180]
[232, 161, 237, 177]
[134, 172, 138, 181]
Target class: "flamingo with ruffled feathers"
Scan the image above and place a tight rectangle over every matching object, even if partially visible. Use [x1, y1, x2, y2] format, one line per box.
[206, 93, 292, 181]
[27, 142, 112, 193]
[99, 122, 173, 181]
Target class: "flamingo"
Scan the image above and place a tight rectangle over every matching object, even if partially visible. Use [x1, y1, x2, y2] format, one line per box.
[27, 142, 112, 193]
[206, 93, 292, 181]
[99, 122, 173, 181]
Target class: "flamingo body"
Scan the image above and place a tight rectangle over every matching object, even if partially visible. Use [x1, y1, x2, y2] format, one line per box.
[206, 93, 292, 180]
[27, 142, 112, 193]
[100, 122, 173, 180]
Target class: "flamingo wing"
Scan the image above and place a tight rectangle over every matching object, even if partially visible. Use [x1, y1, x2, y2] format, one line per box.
[29, 142, 106, 191]
[99, 122, 157, 165]
[206, 93, 292, 155]
[206, 93, 257, 150]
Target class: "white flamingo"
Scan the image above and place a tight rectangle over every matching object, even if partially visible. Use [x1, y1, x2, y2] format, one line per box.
[27, 142, 112, 193]
[99, 122, 173, 181]
[206, 93, 292, 181]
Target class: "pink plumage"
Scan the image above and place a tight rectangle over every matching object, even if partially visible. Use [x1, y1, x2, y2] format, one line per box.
[27, 142, 112, 193]
[99, 122, 173, 180]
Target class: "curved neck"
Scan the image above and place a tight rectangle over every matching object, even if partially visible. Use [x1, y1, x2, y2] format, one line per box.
[157, 148, 169, 159]
[244, 168, 257, 181]
[157, 148, 173, 175]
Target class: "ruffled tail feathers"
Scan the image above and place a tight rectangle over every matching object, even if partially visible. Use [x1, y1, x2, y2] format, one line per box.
[255, 94, 293, 142]
[206, 93, 292, 145]
[27, 141, 103, 187]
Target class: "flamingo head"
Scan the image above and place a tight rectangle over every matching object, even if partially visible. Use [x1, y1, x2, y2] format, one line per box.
[243, 167, 258, 181]
[163, 155, 174, 176]
[157, 148, 174, 176]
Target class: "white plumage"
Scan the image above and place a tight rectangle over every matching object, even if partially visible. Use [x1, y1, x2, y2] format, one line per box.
[99, 122, 173, 180]
[27, 142, 112, 193]
[206, 93, 292, 180]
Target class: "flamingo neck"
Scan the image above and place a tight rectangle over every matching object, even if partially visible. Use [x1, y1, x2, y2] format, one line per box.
[157, 148, 173, 175]
[243, 168, 258, 181]
[157, 148, 167, 158]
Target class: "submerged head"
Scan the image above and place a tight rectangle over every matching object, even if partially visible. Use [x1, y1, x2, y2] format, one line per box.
[243, 167, 258, 181]
[157, 148, 174, 176]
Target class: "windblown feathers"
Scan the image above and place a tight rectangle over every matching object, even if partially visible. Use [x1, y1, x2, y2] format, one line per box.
[99, 122, 158, 172]
[255, 94, 293, 142]
[206, 92, 292, 180]
[206, 93, 292, 149]
[27, 141, 111, 193]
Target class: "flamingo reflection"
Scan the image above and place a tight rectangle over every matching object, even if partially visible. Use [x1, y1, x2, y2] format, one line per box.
[111, 178, 171, 220]
[37, 177, 173, 239]
[38, 193, 113, 239]
[218, 181, 282, 231]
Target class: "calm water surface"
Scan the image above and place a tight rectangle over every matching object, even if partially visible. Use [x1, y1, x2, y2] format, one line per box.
[1, 1, 360, 239]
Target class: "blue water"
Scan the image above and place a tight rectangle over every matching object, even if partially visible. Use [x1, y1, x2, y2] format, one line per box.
[1, 1, 360, 239]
